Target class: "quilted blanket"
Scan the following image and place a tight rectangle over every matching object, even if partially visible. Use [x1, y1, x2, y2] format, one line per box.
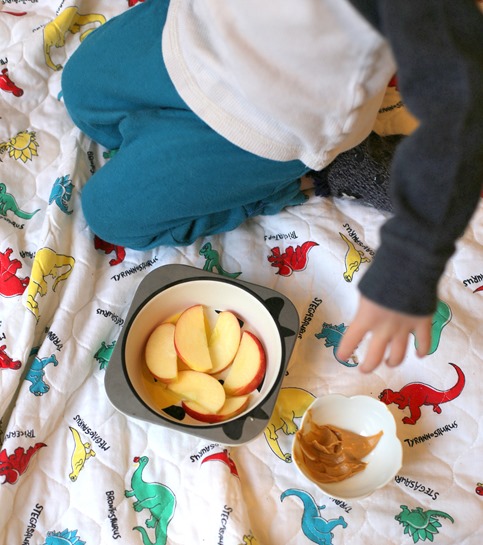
[1, 2, 482, 545]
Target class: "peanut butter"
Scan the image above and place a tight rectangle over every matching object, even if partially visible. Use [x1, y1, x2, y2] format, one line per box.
[294, 410, 383, 483]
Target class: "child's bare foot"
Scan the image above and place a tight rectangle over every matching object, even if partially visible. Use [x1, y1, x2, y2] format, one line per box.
[300, 175, 315, 192]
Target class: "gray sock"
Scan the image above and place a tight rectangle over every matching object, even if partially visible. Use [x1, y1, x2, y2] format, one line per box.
[310, 132, 404, 212]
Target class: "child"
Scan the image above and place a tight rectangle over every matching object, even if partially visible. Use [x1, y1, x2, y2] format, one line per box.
[62, 0, 483, 372]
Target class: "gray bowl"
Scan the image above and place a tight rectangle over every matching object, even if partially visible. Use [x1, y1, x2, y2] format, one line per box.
[105, 264, 299, 445]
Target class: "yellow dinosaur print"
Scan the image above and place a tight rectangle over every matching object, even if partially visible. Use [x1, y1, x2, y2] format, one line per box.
[240, 534, 259, 545]
[25, 247, 75, 321]
[0, 131, 39, 163]
[340, 232, 370, 282]
[264, 387, 315, 462]
[69, 427, 96, 482]
[43, 6, 106, 71]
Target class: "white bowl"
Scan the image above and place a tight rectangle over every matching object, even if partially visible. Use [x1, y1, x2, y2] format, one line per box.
[105, 265, 299, 444]
[292, 394, 402, 500]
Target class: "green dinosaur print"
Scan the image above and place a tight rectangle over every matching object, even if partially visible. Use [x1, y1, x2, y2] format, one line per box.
[103, 149, 119, 159]
[200, 242, 241, 278]
[94, 341, 116, 370]
[395, 505, 454, 543]
[413, 300, 452, 355]
[125, 456, 176, 545]
[0, 183, 40, 219]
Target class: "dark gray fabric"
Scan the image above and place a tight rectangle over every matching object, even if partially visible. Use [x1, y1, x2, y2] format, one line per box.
[343, 0, 483, 315]
[311, 132, 402, 212]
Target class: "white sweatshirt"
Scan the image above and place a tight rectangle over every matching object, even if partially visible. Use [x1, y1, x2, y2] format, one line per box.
[162, 0, 396, 170]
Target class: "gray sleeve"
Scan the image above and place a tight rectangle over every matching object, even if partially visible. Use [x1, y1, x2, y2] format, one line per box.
[355, 0, 483, 315]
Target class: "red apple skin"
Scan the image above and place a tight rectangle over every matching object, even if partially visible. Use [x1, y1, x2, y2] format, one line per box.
[223, 331, 267, 396]
[182, 395, 250, 423]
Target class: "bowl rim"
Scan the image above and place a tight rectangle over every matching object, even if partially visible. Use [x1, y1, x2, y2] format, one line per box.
[104, 264, 300, 445]
[121, 275, 286, 429]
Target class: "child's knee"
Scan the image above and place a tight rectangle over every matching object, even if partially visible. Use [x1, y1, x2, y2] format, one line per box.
[61, 34, 104, 125]
[80, 179, 172, 250]
[61, 52, 89, 122]
[81, 180, 122, 246]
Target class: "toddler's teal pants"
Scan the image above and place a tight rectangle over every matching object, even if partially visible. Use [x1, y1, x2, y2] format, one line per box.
[62, 0, 309, 250]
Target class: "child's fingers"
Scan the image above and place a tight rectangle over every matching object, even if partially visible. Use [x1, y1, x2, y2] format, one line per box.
[360, 334, 388, 373]
[414, 319, 432, 357]
[386, 334, 410, 367]
[336, 323, 364, 362]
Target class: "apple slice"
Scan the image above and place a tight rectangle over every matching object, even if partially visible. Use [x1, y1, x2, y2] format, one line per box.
[145, 322, 178, 383]
[151, 383, 184, 409]
[183, 395, 250, 423]
[141, 362, 184, 409]
[222, 331, 266, 396]
[167, 370, 225, 413]
[208, 311, 241, 374]
[165, 311, 182, 325]
[174, 305, 212, 372]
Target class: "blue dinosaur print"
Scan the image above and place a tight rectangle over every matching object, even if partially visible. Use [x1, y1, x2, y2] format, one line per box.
[281, 489, 347, 545]
[25, 354, 58, 396]
[49, 175, 74, 215]
[315, 322, 358, 367]
[43, 528, 85, 545]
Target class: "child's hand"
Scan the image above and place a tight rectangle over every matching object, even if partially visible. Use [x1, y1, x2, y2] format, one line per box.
[337, 296, 433, 373]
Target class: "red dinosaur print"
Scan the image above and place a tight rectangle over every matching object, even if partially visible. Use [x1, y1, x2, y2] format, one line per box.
[0, 10, 27, 16]
[94, 235, 126, 266]
[201, 449, 239, 477]
[268, 241, 318, 277]
[0, 247, 29, 297]
[0, 443, 46, 484]
[388, 74, 399, 89]
[474, 285, 483, 293]
[379, 362, 465, 425]
[0, 68, 24, 97]
[0, 345, 21, 370]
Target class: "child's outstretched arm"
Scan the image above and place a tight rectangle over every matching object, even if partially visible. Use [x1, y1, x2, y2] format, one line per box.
[340, 0, 483, 372]
[337, 296, 432, 373]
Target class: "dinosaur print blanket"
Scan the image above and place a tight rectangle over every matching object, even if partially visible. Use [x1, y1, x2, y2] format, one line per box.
[1, 2, 483, 545]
